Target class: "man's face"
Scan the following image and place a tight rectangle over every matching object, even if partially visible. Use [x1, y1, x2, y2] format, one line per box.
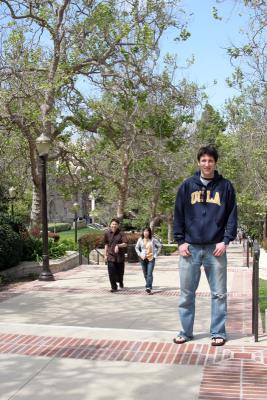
[198, 154, 216, 178]
[110, 221, 119, 232]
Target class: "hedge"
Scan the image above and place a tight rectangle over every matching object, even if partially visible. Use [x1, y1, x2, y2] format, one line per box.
[48, 223, 71, 233]
[79, 231, 140, 248]
[161, 244, 178, 256]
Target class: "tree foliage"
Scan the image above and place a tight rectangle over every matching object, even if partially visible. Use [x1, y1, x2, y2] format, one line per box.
[0, 0, 190, 224]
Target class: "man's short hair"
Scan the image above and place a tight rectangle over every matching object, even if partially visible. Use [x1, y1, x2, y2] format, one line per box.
[110, 218, 120, 225]
[197, 145, 218, 162]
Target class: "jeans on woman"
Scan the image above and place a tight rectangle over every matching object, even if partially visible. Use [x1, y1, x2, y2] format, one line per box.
[178, 244, 227, 340]
[141, 258, 155, 289]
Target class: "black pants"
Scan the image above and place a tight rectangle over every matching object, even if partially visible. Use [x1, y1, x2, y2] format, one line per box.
[107, 261, 125, 290]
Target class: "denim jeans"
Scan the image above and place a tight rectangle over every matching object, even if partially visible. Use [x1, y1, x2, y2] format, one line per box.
[141, 258, 155, 289]
[178, 244, 227, 340]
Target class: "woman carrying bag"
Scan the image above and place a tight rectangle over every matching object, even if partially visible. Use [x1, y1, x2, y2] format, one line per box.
[135, 227, 162, 294]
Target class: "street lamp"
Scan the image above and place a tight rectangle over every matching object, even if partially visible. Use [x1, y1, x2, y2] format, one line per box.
[36, 133, 54, 281]
[8, 186, 16, 216]
[73, 202, 80, 243]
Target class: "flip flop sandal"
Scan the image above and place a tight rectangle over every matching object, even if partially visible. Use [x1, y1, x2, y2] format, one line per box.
[211, 337, 226, 346]
[173, 336, 187, 344]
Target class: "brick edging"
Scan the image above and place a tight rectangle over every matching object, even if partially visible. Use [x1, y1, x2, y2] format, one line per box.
[0, 332, 267, 366]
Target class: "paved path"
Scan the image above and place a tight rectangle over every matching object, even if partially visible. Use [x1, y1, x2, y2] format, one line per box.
[0, 244, 267, 399]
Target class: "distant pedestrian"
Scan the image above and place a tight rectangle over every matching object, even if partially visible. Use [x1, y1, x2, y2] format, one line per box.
[173, 145, 237, 346]
[104, 218, 128, 292]
[135, 227, 162, 294]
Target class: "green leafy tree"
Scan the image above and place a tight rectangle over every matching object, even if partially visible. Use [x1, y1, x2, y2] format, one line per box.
[217, 1, 267, 233]
[195, 103, 227, 147]
[0, 0, 189, 225]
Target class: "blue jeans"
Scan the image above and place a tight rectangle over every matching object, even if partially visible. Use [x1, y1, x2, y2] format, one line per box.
[141, 258, 155, 289]
[178, 244, 227, 340]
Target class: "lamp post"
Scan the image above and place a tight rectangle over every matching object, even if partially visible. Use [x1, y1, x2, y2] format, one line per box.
[8, 186, 16, 216]
[73, 202, 80, 243]
[89, 192, 96, 223]
[36, 133, 54, 281]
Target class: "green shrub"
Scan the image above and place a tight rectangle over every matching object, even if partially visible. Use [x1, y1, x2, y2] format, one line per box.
[0, 224, 23, 270]
[48, 223, 71, 233]
[0, 214, 76, 266]
[161, 244, 177, 256]
[21, 237, 43, 261]
[48, 239, 77, 259]
[155, 223, 168, 242]
[21, 237, 77, 262]
[59, 239, 77, 251]
[0, 213, 28, 235]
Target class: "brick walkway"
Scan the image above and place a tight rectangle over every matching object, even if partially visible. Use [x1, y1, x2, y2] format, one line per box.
[0, 246, 266, 399]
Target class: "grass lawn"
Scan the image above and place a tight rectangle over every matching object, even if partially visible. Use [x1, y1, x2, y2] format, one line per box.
[259, 278, 267, 332]
[59, 227, 103, 242]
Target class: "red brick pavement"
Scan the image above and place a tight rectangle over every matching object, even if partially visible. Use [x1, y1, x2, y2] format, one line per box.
[199, 266, 267, 399]
[0, 332, 266, 366]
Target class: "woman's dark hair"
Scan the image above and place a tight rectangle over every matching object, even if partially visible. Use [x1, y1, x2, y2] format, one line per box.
[110, 218, 120, 225]
[141, 227, 152, 239]
[197, 145, 218, 162]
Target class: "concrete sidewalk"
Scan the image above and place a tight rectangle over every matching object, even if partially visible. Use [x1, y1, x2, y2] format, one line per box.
[0, 244, 266, 400]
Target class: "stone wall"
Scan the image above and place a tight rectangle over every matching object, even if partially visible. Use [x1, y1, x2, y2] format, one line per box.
[0, 251, 87, 280]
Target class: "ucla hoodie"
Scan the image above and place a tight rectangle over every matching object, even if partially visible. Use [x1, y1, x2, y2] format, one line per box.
[173, 171, 237, 245]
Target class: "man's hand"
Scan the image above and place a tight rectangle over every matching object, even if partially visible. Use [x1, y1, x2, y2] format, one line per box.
[213, 242, 227, 256]
[179, 243, 191, 257]
[114, 245, 119, 254]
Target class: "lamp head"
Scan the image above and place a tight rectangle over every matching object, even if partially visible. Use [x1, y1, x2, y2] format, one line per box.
[73, 202, 80, 212]
[36, 133, 50, 156]
[9, 186, 16, 199]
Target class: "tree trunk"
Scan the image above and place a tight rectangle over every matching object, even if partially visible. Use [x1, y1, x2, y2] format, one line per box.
[117, 186, 128, 220]
[116, 154, 129, 220]
[150, 215, 163, 234]
[149, 179, 161, 233]
[30, 182, 41, 226]
[167, 212, 173, 244]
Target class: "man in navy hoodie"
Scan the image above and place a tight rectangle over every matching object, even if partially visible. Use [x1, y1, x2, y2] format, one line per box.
[173, 145, 237, 346]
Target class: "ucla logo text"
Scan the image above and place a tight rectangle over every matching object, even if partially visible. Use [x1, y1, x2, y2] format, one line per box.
[191, 190, 221, 206]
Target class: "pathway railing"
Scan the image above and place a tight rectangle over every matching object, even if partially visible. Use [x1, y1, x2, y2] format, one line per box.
[78, 242, 103, 265]
[252, 240, 260, 342]
[243, 238, 252, 268]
